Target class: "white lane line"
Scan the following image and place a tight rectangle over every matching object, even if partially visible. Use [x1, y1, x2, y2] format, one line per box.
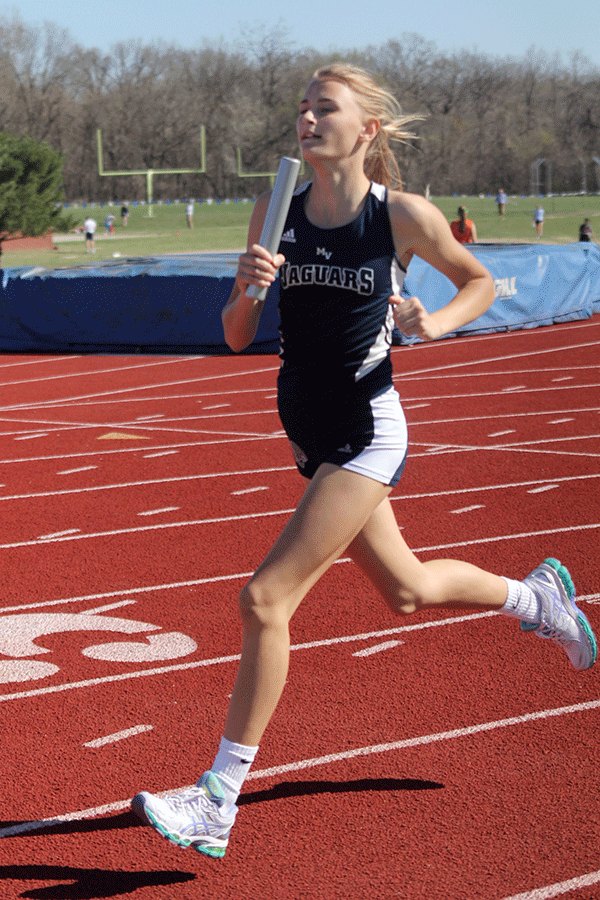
[488, 430, 515, 437]
[14, 433, 48, 441]
[1, 329, 596, 403]
[390, 336, 600, 379]
[407, 383, 600, 403]
[232, 486, 269, 496]
[353, 640, 403, 657]
[0, 571, 257, 613]
[0, 411, 279, 440]
[0, 499, 538, 546]
[3, 514, 600, 557]
[0, 465, 596, 505]
[83, 725, 153, 748]
[405, 405, 600, 427]
[137, 507, 180, 517]
[0, 438, 285, 468]
[0, 507, 294, 549]
[0, 357, 208, 396]
[0, 355, 79, 371]
[450, 505, 485, 514]
[143, 451, 179, 458]
[3, 696, 599, 838]
[38, 529, 81, 541]
[418, 432, 600, 452]
[0, 365, 279, 411]
[548, 418, 574, 424]
[3, 568, 597, 617]
[2, 363, 598, 416]
[0, 403, 597, 468]
[551, 376, 574, 383]
[0, 610, 500, 702]
[1, 371, 596, 411]
[202, 403, 231, 410]
[527, 485, 559, 494]
[246, 697, 600, 780]
[411, 442, 600, 461]
[85, 600, 137, 614]
[58, 466, 98, 475]
[0, 465, 293, 503]
[499, 869, 600, 899]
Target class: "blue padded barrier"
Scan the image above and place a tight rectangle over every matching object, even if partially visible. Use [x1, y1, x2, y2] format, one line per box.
[0, 243, 598, 354]
[0, 254, 279, 354]
[397, 242, 600, 344]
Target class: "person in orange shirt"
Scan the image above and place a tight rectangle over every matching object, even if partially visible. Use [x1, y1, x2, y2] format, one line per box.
[450, 206, 477, 243]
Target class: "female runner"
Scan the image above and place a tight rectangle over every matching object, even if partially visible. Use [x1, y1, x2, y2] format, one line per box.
[133, 63, 596, 857]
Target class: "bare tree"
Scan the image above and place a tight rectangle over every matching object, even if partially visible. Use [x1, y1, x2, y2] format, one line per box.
[3, 13, 600, 201]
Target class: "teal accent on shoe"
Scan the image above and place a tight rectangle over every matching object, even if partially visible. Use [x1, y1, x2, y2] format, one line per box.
[521, 557, 575, 632]
[195, 843, 226, 858]
[201, 771, 226, 803]
[576, 613, 598, 668]
[544, 557, 575, 599]
[146, 808, 185, 846]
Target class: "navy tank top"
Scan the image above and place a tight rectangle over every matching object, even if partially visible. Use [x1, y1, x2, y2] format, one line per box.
[277, 181, 405, 397]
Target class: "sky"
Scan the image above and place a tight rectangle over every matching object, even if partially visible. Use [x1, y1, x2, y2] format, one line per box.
[3, 0, 599, 69]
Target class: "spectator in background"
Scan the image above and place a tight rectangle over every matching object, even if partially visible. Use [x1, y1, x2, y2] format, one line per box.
[104, 213, 115, 235]
[121, 204, 129, 226]
[186, 200, 194, 229]
[533, 204, 545, 237]
[450, 206, 477, 244]
[83, 216, 97, 253]
[579, 218, 595, 242]
[495, 188, 507, 218]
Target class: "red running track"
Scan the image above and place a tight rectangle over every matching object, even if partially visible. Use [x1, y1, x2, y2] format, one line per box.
[1, 317, 599, 900]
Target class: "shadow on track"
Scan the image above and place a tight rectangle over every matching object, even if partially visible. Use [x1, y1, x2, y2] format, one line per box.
[238, 776, 445, 806]
[0, 864, 195, 899]
[0, 776, 444, 851]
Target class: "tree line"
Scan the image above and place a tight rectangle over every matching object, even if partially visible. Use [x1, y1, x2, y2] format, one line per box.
[1, 13, 599, 202]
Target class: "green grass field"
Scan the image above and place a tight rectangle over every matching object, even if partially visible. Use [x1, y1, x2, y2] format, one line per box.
[3, 193, 600, 271]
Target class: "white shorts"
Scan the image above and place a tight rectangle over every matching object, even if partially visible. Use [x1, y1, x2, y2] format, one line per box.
[338, 385, 408, 486]
[282, 384, 408, 487]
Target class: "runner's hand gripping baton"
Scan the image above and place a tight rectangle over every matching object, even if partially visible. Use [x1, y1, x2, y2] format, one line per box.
[246, 156, 301, 301]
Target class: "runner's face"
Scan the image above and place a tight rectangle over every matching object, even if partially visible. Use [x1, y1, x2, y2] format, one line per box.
[297, 79, 374, 163]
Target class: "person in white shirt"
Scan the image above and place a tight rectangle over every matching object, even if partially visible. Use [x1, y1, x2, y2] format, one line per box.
[83, 216, 97, 252]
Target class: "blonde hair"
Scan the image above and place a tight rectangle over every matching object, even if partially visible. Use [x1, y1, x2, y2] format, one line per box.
[313, 63, 423, 190]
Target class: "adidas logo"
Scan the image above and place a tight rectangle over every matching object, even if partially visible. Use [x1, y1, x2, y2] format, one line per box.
[336, 443, 353, 454]
[281, 228, 296, 242]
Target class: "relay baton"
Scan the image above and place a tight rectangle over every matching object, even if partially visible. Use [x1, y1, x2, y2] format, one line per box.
[246, 156, 301, 301]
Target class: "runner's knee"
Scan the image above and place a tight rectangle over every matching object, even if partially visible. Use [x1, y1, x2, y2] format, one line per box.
[238, 579, 288, 630]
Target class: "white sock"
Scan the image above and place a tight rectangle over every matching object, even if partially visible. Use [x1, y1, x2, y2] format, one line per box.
[210, 737, 258, 808]
[500, 577, 540, 623]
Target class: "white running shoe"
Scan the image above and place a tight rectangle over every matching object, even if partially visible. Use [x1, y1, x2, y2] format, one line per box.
[131, 771, 236, 858]
[521, 558, 597, 671]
